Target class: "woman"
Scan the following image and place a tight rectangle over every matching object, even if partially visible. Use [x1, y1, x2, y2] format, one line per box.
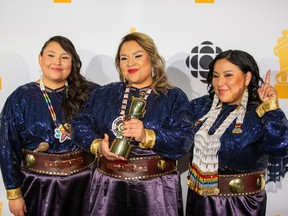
[0, 36, 98, 216]
[186, 50, 288, 216]
[71, 32, 193, 216]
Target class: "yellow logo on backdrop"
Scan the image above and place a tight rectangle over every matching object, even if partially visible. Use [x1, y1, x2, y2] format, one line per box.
[0, 201, 2, 216]
[274, 29, 288, 99]
[53, 0, 214, 4]
[0, 76, 2, 91]
[54, 0, 71, 3]
[130, 27, 136, 33]
[195, 0, 214, 3]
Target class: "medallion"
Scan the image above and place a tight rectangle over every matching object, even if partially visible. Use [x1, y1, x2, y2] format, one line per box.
[54, 123, 71, 143]
[112, 116, 124, 138]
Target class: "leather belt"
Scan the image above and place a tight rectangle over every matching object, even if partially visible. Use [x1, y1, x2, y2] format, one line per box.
[187, 170, 266, 196]
[98, 156, 177, 180]
[22, 149, 95, 176]
[218, 171, 266, 196]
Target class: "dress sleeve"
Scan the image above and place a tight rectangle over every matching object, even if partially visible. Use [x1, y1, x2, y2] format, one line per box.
[71, 92, 103, 153]
[149, 88, 194, 160]
[0, 91, 25, 190]
[262, 109, 288, 182]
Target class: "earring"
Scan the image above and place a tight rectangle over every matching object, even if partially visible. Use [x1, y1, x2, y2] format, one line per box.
[65, 81, 69, 98]
[151, 67, 156, 78]
[232, 89, 248, 134]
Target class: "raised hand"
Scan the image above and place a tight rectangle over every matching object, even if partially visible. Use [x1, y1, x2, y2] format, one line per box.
[258, 69, 278, 102]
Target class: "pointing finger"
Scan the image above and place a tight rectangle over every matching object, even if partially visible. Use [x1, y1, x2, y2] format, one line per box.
[265, 69, 271, 84]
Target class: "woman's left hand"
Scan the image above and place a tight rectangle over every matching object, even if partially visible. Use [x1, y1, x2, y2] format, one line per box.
[122, 118, 146, 143]
[100, 133, 126, 161]
[258, 69, 278, 102]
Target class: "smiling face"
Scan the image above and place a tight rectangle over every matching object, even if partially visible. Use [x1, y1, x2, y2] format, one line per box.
[38, 41, 72, 89]
[119, 40, 153, 88]
[212, 59, 252, 105]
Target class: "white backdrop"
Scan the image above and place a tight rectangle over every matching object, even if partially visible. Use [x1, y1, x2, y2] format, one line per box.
[0, 0, 287, 215]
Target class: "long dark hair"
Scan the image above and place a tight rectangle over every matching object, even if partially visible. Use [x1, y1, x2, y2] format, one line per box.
[115, 32, 173, 95]
[40, 35, 94, 123]
[207, 49, 264, 106]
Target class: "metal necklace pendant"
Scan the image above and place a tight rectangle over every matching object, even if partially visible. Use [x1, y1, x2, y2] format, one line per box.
[111, 85, 131, 138]
[112, 116, 124, 138]
[54, 123, 71, 143]
[111, 85, 152, 138]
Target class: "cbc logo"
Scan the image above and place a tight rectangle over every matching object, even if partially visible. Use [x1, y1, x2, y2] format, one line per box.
[186, 41, 222, 83]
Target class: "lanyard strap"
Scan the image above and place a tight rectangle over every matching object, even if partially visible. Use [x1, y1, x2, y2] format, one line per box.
[39, 78, 58, 127]
[119, 85, 152, 117]
[119, 85, 131, 116]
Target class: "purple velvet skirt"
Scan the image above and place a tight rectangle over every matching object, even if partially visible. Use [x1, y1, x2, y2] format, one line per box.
[186, 188, 267, 216]
[87, 169, 183, 216]
[21, 165, 95, 216]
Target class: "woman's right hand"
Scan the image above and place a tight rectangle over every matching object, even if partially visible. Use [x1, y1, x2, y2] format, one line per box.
[99, 133, 126, 161]
[9, 197, 27, 216]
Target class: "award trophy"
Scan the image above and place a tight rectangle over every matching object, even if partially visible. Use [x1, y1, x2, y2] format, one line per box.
[274, 29, 288, 98]
[110, 97, 146, 158]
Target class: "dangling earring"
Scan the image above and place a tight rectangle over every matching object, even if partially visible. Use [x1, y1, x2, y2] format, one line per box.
[232, 89, 248, 134]
[65, 81, 69, 98]
[151, 67, 156, 78]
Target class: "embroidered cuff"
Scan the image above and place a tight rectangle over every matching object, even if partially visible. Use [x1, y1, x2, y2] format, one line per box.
[256, 98, 280, 117]
[7, 188, 22, 200]
[90, 139, 103, 157]
[139, 129, 156, 149]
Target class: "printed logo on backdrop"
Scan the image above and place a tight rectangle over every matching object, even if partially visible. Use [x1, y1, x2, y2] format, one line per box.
[52, 0, 215, 3]
[53, 0, 71, 3]
[274, 29, 288, 99]
[0, 76, 2, 91]
[195, 0, 214, 3]
[185, 41, 222, 83]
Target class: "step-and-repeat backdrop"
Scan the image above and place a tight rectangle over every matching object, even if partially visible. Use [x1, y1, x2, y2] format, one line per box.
[0, 0, 287, 215]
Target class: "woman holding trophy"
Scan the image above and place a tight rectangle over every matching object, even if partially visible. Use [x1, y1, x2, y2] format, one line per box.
[71, 32, 193, 216]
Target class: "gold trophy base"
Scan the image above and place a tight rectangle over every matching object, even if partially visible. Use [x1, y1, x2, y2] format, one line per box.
[110, 138, 131, 159]
[275, 84, 288, 99]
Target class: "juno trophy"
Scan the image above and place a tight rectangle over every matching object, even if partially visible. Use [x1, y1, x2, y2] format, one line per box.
[110, 97, 146, 158]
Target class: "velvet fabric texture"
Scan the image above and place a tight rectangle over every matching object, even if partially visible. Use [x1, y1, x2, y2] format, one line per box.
[87, 169, 183, 216]
[186, 95, 288, 216]
[72, 82, 194, 216]
[186, 189, 267, 216]
[0, 82, 98, 216]
[22, 167, 95, 216]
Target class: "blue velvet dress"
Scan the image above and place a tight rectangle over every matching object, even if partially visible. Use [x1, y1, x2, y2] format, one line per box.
[72, 82, 193, 216]
[186, 95, 288, 216]
[0, 82, 98, 216]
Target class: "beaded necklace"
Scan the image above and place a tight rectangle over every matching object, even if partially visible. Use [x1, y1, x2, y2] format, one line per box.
[187, 90, 248, 196]
[39, 78, 71, 143]
[112, 84, 152, 138]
